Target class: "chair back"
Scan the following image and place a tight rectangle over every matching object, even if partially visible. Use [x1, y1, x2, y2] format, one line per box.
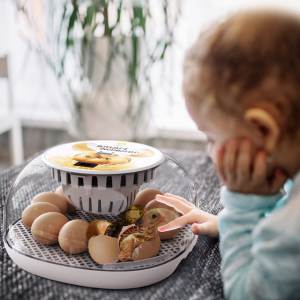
[0, 56, 9, 78]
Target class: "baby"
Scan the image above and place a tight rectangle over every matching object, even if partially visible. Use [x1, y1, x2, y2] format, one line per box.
[156, 10, 300, 300]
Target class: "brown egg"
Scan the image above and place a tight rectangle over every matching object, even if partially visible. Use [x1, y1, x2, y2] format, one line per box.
[145, 199, 180, 216]
[88, 234, 119, 264]
[58, 220, 89, 254]
[55, 186, 77, 213]
[31, 212, 69, 245]
[32, 192, 67, 214]
[22, 202, 60, 229]
[132, 188, 164, 208]
[131, 235, 161, 261]
[142, 208, 181, 240]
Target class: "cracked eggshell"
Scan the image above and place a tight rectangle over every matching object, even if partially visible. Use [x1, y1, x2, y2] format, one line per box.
[59, 220, 89, 254]
[142, 208, 181, 240]
[88, 234, 119, 265]
[55, 186, 77, 213]
[132, 188, 164, 208]
[145, 199, 180, 216]
[32, 192, 68, 214]
[131, 235, 161, 261]
[22, 202, 60, 229]
[118, 225, 161, 261]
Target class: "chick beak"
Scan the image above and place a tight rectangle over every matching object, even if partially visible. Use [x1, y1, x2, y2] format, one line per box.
[142, 208, 148, 215]
[160, 213, 168, 223]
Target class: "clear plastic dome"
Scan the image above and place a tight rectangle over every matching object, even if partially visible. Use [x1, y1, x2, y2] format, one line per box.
[3, 150, 197, 288]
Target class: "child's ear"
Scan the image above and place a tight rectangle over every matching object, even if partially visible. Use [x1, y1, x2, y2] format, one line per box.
[244, 108, 280, 153]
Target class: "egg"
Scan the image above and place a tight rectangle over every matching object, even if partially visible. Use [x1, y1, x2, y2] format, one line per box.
[132, 188, 164, 208]
[145, 199, 180, 216]
[22, 202, 60, 229]
[55, 186, 77, 213]
[88, 234, 119, 264]
[118, 225, 161, 261]
[131, 235, 161, 261]
[142, 208, 181, 240]
[58, 220, 89, 254]
[32, 192, 67, 214]
[31, 212, 69, 245]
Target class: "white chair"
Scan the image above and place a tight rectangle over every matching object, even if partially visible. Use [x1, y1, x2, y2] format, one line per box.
[0, 55, 24, 165]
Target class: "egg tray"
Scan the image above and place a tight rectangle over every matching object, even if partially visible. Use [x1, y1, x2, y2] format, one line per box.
[7, 210, 194, 272]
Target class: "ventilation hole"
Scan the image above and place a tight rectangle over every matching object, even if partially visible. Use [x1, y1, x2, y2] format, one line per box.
[67, 173, 71, 184]
[79, 197, 83, 210]
[92, 176, 98, 187]
[130, 192, 133, 206]
[89, 198, 92, 211]
[52, 168, 54, 178]
[134, 190, 136, 200]
[78, 177, 84, 187]
[98, 200, 102, 213]
[106, 176, 112, 188]
[133, 173, 138, 184]
[108, 202, 113, 213]
[127, 196, 129, 209]
[144, 171, 147, 182]
[58, 170, 61, 182]
[119, 200, 124, 211]
[121, 175, 126, 187]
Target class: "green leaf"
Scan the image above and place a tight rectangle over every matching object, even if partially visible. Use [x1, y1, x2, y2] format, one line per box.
[66, 8, 78, 47]
[83, 6, 95, 28]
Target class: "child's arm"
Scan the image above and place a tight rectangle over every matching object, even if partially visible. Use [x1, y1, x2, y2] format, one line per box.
[156, 194, 219, 238]
[217, 139, 300, 300]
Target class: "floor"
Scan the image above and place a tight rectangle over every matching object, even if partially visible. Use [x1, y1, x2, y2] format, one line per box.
[0, 127, 206, 171]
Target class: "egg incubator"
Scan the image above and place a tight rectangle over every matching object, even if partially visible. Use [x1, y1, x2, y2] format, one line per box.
[4, 141, 198, 289]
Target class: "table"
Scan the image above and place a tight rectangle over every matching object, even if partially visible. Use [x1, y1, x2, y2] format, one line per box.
[0, 149, 224, 300]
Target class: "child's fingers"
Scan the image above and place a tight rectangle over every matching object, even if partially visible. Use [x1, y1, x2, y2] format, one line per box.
[158, 212, 207, 232]
[224, 139, 238, 182]
[270, 168, 288, 194]
[252, 151, 267, 182]
[163, 193, 195, 208]
[191, 222, 219, 238]
[155, 195, 192, 215]
[217, 146, 226, 181]
[236, 139, 251, 182]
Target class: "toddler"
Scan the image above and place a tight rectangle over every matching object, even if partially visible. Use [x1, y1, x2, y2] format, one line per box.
[156, 10, 300, 300]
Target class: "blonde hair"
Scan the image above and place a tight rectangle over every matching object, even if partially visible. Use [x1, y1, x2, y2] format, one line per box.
[183, 10, 300, 134]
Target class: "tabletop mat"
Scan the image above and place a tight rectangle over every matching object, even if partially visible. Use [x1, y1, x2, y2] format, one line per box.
[0, 149, 224, 300]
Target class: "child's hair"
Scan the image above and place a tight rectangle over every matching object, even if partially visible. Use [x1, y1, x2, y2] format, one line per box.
[183, 10, 300, 134]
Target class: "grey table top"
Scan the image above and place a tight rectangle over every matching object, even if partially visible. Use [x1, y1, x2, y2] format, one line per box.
[0, 149, 224, 300]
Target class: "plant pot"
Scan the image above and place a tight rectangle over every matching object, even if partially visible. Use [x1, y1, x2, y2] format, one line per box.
[68, 36, 155, 141]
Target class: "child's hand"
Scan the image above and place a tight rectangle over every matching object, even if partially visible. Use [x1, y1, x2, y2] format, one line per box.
[217, 139, 287, 195]
[155, 194, 219, 238]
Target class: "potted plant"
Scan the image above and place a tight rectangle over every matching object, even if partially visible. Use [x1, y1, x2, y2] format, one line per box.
[15, 0, 181, 141]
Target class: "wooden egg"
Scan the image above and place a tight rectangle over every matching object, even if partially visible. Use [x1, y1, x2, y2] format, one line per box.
[32, 192, 67, 214]
[132, 188, 164, 208]
[55, 186, 77, 213]
[31, 212, 69, 245]
[58, 220, 89, 254]
[22, 202, 60, 229]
